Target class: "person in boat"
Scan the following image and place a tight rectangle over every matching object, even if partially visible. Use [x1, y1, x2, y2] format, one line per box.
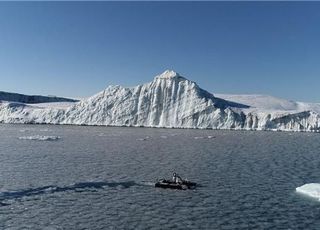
[172, 172, 183, 184]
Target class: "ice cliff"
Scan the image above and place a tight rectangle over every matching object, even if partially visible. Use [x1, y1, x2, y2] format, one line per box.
[0, 70, 319, 132]
[0, 91, 78, 104]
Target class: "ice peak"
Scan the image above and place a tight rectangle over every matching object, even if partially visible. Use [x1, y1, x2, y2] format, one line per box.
[155, 70, 182, 80]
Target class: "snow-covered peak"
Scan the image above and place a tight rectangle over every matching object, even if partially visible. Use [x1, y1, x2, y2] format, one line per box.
[155, 70, 183, 80]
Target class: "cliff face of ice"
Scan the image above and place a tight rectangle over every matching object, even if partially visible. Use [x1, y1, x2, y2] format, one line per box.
[0, 70, 319, 132]
[58, 70, 248, 128]
[0, 91, 78, 104]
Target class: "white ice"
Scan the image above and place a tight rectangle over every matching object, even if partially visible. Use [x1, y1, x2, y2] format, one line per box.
[18, 135, 61, 141]
[216, 94, 320, 114]
[296, 183, 320, 200]
[1, 70, 320, 132]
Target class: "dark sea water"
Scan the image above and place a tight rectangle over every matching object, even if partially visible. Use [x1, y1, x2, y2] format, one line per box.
[1, 124, 320, 229]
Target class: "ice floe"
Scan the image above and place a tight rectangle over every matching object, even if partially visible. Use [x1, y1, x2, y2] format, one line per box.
[18, 135, 61, 141]
[296, 183, 320, 200]
[137, 136, 150, 141]
[194, 136, 216, 139]
[20, 128, 51, 133]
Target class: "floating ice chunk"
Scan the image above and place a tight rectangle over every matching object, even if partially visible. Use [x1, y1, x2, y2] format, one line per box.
[137, 138, 146, 141]
[18, 135, 61, 141]
[296, 183, 320, 200]
[160, 135, 167, 139]
[19, 128, 51, 132]
[39, 128, 51, 132]
[137, 136, 150, 141]
[194, 136, 216, 139]
[137, 138, 147, 141]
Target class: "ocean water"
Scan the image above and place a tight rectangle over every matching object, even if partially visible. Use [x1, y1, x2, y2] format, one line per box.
[1, 124, 320, 229]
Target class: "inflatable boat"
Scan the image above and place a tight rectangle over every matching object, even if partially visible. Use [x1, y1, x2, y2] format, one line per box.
[155, 179, 196, 190]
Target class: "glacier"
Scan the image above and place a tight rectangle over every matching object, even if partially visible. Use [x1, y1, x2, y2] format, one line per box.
[0, 70, 319, 132]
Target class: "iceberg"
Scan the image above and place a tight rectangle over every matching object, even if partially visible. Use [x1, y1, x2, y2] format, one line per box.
[0, 70, 320, 132]
[296, 183, 320, 200]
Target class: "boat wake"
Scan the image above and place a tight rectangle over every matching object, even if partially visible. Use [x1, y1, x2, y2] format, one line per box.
[0, 180, 144, 204]
[137, 181, 155, 187]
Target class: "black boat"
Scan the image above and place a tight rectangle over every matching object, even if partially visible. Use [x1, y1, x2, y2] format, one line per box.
[155, 179, 196, 190]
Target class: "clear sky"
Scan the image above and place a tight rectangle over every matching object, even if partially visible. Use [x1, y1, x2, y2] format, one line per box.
[0, 2, 319, 102]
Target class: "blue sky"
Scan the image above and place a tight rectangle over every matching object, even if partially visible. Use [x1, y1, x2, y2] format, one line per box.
[0, 2, 319, 102]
